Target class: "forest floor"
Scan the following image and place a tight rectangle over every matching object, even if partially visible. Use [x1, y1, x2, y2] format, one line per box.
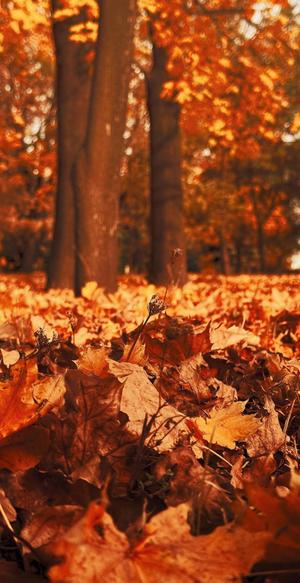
[0, 273, 299, 582]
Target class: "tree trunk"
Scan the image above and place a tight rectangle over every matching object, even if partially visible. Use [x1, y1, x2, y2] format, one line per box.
[74, 0, 136, 294]
[48, 4, 92, 289]
[256, 220, 266, 272]
[147, 36, 187, 286]
[234, 235, 243, 274]
[219, 230, 231, 275]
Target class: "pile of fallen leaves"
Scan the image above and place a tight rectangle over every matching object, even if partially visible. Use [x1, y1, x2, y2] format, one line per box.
[0, 273, 299, 582]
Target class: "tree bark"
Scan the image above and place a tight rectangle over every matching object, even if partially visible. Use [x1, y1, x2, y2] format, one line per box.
[147, 36, 187, 286]
[219, 229, 231, 275]
[256, 219, 266, 273]
[74, 0, 136, 294]
[48, 4, 92, 289]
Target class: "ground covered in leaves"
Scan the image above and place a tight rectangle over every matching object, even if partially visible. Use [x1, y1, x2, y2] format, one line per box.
[0, 273, 299, 582]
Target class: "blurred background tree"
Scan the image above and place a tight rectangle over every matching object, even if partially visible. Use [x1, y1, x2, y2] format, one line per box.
[0, 0, 54, 272]
[1, 0, 299, 287]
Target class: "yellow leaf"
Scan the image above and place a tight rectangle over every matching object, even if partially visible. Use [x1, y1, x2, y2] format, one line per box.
[210, 119, 225, 133]
[53, 8, 77, 20]
[10, 21, 20, 34]
[81, 281, 98, 300]
[217, 72, 227, 82]
[239, 56, 252, 67]
[192, 401, 260, 449]
[260, 73, 274, 90]
[228, 84, 239, 94]
[12, 110, 25, 126]
[220, 58, 231, 68]
[193, 73, 209, 85]
[291, 112, 300, 133]
[264, 112, 275, 123]
[224, 130, 234, 141]
[267, 69, 279, 80]
[139, 0, 157, 13]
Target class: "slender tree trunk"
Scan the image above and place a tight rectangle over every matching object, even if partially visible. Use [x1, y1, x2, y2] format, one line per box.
[234, 235, 243, 274]
[147, 35, 187, 286]
[219, 230, 231, 275]
[256, 220, 266, 272]
[22, 237, 35, 273]
[74, 0, 136, 294]
[250, 187, 266, 273]
[48, 4, 92, 289]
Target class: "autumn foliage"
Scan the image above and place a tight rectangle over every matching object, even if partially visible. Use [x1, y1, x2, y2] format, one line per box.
[1, 1, 300, 278]
[0, 273, 298, 581]
[1, 1, 300, 580]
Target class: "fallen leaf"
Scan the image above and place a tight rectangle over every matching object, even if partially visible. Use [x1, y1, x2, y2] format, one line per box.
[190, 401, 260, 449]
[0, 425, 49, 471]
[239, 482, 300, 564]
[246, 397, 285, 456]
[0, 320, 18, 339]
[21, 505, 83, 557]
[0, 360, 65, 440]
[49, 502, 269, 583]
[156, 446, 232, 531]
[109, 360, 187, 451]
[210, 324, 260, 350]
[1, 348, 19, 366]
[77, 346, 108, 376]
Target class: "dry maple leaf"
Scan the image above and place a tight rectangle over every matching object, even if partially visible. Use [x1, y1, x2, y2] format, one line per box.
[108, 360, 187, 451]
[0, 359, 65, 440]
[246, 396, 285, 457]
[210, 324, 260, 350]
[143, 317, 211, 366]
[21, 505, 83, 560]
[0, 319, 19, 339]
[190, 401, 260, 449]
[0, 425, 49, 472]
[237, 482, 300, 565]
[77, 346, 108, 376]
[231, 453, 277, 489]
[122, 338, 147, 365]
[41, 368, 124, 474]
[155, 445, 232, 532]
[49, 501, 269, 583]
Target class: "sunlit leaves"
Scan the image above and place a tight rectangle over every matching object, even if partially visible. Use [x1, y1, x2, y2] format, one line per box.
[0, 359, 65, 440]
[190, 401, 260, 450]
[49, 502, 270, 583]
[0, 273, 298, 580]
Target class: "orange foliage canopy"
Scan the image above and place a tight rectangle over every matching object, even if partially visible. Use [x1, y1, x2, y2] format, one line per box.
[144, 0, 298, 157]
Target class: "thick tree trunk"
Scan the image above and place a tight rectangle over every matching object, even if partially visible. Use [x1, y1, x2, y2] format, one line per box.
[74, 0, 136, 294]
[48, 4, 92, 289]
[147, 38, 187, 286]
